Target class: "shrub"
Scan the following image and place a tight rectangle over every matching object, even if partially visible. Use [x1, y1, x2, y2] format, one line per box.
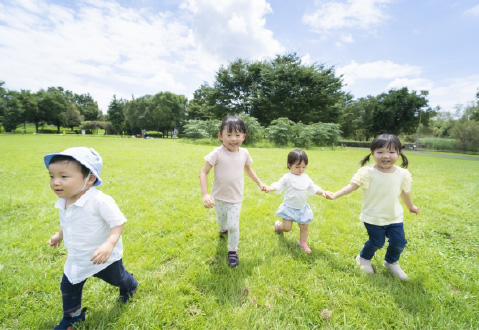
[239, 114, 265, 145]
[267, 117, 294, 146]
[184, 120, 209, 139]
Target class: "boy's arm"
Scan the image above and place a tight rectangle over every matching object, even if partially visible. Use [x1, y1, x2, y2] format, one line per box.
[49, 229, 63, 248]
[91, 224, 124, 264]
[244, 165, 266, 191]
[400, 191, 419, 214]
[200, 162, 215, 208]
[331, 183, 360, 200]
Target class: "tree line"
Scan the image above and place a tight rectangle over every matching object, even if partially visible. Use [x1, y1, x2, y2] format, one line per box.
[2, 53, 478, 150]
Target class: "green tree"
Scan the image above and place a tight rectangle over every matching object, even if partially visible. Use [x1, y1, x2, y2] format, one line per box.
[37, 87, 69, 133]
[371, 88, 431, 136]
[2, 91, 23, 132]
[73, 93, 100, 121]
[18, 90, 41, 133]
[191, 53, 345, 126]
[65, 104, 83, 131]
[107, 95, 126, 134]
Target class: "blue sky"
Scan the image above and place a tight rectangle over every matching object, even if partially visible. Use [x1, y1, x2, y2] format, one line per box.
[1, 0, 478, 114]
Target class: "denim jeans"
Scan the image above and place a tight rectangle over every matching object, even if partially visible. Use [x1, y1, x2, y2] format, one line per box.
[60, 259, 137, 316]
[359, 222, 407, 264]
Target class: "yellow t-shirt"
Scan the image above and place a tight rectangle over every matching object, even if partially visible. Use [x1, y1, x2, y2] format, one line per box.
[351, 165, 412, 226]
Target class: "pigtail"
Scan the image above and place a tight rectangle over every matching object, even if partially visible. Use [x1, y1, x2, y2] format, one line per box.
[400, 153, 409, 168]
[359, 154, 371, 167]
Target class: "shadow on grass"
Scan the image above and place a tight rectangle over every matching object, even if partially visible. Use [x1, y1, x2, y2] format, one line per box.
[193, 236, 263, 307]
[39, 297, 133, 330]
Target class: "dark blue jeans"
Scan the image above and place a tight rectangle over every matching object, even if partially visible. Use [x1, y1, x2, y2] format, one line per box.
[359, 222, 407, 264]
[60, 259, 137, 316]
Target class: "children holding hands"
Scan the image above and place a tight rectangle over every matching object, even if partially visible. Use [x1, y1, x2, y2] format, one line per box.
[200, 116, 266, 268]
[325, 134, 419, 280]
[264, 149, 328, 253]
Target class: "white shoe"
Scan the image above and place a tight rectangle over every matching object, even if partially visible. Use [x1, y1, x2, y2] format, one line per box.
[356, 255, 374, 274]
[383, 261, 408, 280]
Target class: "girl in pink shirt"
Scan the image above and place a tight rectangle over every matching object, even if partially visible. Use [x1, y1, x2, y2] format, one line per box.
[200, 116, 266, 268]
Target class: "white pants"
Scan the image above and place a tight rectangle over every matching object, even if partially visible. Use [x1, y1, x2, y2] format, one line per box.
[214, 200, 242, 251]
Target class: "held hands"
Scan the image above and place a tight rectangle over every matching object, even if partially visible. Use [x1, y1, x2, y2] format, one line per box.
[263, 185, 275, 193]
[91, 241, 115, 264]
[48, 232, 63, 248]
[203, 194, 215, 208]
[323, 191, 336, 200]
[258, 182, 267, 192]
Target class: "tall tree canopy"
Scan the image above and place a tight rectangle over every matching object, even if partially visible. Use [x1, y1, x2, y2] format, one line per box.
[188, 53, 346, 126]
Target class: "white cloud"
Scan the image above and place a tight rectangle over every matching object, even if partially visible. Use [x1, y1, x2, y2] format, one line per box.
[337, 60, 422, 85]
[338, 60, 479, 112]
[0, 0, 284, 111]
[303, 0, 392, 33]
[464, 4, 479, 16]
[182, 0, 283, 63]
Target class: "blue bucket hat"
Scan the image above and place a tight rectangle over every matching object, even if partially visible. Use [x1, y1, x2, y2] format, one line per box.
[44, 147, 103, 186]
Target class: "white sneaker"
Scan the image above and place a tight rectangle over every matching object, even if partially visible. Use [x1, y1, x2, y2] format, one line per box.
[356, 255, 374, 274]
[383, 261, 408, 280]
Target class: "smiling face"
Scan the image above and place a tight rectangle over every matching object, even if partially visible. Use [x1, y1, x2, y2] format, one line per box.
[49, 160, 93, 202]
[289, 160, 307, 176]
[218, 128, 246, 152]
[372, 146, 399, 172]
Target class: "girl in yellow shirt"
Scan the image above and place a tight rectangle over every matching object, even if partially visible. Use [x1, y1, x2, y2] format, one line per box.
[327, 134, 419, 280]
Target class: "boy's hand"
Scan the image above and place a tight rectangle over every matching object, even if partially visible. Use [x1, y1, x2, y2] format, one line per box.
[202, 194, 215, 208]
[91, 242, 115, 264]
[49, 232, 63, 248]
[409, 205, 419, 215]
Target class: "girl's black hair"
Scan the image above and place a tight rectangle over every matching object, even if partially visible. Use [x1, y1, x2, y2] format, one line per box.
[287, 149, 308, 168]
[360, 134, 409, 168]
[49, 155, 91, 178]
[219, 116, 246, 134]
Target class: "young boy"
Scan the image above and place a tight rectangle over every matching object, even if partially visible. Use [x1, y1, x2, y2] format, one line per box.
[45, 147, 137, 329]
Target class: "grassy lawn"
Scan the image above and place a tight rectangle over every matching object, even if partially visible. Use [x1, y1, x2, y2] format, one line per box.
[0, 135, 478, 329]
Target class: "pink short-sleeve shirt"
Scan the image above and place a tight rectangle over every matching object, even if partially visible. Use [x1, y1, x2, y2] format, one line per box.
[204, 144, 253, 203]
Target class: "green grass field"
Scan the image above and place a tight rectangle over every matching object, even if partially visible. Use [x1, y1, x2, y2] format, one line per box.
[1, 135, 478, 329]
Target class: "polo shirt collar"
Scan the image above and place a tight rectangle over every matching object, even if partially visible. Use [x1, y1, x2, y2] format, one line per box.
[54, 187, 97, 210]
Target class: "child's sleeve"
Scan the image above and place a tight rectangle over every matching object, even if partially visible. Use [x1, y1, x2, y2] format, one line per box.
[271, 175, 287, 194]
[351, 167, 369, 189]
[308, 181, 321, 195]
[243, 149, 253, 166]
[97, 194, 127, 228]
[401, 169, 412, 193]
[204, 148, 218, 166]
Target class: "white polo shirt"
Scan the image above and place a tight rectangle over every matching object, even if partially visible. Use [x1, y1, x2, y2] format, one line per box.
[55, 187, 127, 284]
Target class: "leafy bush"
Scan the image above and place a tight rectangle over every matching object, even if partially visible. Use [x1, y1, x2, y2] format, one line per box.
[291, 122, 314, 148]
[204, 119, 221, 138]
[239, 114, 265, 145]
[452, 120, 479, 152]
[267, 117, 294, 146]
[184, 120, 209, 139]
[311, 122, 342, 146]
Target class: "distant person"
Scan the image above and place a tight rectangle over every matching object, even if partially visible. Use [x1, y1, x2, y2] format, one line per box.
[173, 128, 178, 138]
[325, 134, 419, 280]
[200, 116, 266, 268]
[45, 147, 138, 329]
[264, 149, 328, 253]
